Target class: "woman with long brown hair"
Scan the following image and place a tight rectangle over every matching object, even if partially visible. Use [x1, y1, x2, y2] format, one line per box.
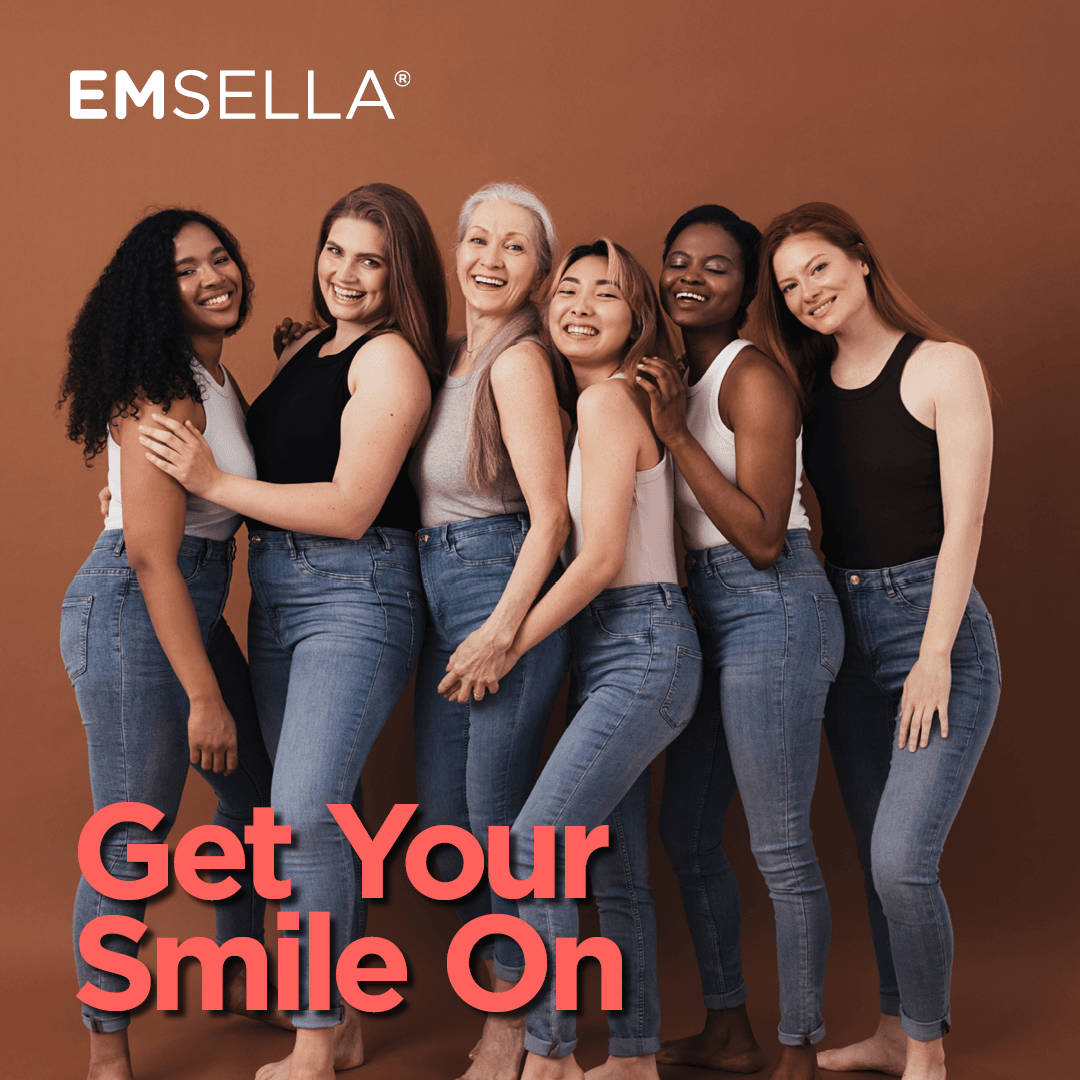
[140, 183, 447, 1080]
[759, 202, 999, 1080]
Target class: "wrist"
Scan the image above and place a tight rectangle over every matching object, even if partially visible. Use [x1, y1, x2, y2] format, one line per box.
[660, 425, 693, 451]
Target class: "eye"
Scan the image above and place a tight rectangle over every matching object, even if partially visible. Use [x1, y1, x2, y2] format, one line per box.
[780, 282, 795, 293]
[667, 259, 687, 269]
[469, 236, 486, 245]
[214, 255, 232, 266]
[325, 244, 342, 256]
[363, 258, 382, 268]
[177, 268, 194, 277]
[812, 262, 827, 274]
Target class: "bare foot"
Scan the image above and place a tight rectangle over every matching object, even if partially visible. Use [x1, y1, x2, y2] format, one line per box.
[899, 1037, 945, 1080]
[655, 1004, 765, 1073]
[224, 956, 296, 1030]
[521, 1051, 586, 1080]
[88, 1030, 135, 1080]
[817, 1014, 906, 1075]
[763, 1044, 821, 1080]
[457, 971, 526, 1080]
[255, 1007, 364, 1079]
[583, 1053, 659, 1080]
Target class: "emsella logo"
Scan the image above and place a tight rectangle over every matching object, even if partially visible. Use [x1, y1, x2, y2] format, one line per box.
[70, 70, 404, 120]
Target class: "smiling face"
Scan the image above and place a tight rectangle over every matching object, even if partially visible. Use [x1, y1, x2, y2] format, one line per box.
[174, 222, 244, 337]
[548, 254, 634, 378]
[317, 215, 390, 330]
[456, 199, 541, 319]
[772, 232, 870, 335]
[660, 223, 746, 331]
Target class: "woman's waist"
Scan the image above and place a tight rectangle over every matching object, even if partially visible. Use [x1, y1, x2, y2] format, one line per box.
[90, 529, 235, 562]
[247, 526, 417, 551]
[418, 511, 531, 546]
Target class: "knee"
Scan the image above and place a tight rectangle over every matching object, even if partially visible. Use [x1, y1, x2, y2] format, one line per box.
[870, 833, 937, 909]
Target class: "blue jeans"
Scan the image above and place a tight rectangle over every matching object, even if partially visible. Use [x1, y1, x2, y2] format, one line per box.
[62, 531, 272, 1033]
[246, 527, 424, 1028]
[511, 583, 703, 1058]
[824, 555, 999, 1041]
[659, 530, 841, 1046]
[413, 513, 569, 979]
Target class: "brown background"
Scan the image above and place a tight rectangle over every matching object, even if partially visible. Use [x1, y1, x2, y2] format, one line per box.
[3, 1, 1076, 1077]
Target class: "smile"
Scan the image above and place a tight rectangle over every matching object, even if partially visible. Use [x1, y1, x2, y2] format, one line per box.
[332, 285, 365, 301]
[473, 275, 506, 287]
[810, 297, 835, 317]
[563, 324, 598, 337]
[198, 293, 231, 308]
[674, 291, 707, 302]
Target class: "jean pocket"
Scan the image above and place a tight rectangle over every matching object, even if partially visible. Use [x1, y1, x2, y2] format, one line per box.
[984, 611, 1002, 688]
[813, 593, 843, 677]
[449, 529, 519, 567]
[709, 559, 780, 594]
[299, 544, 374, 580]
[60, 597, 93, 683]
[660, 644, 704, 729]
[892, 575, 934, 614]
[594, 605, 652, 640]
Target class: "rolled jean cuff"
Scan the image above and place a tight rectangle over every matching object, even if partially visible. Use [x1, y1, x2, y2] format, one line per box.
[82, 1013, 131, 1034]
[880, 993, 902, 1017]
[609, 1036, 661, 1057]
[702, 982, 750, 1011]
[900, 1007, 950, 1042]
[293, 1005, 344, 1029]
[493, 956, 525, 983]
[778, 1019, 826, 1047]
[524, 1032, 578, 1059]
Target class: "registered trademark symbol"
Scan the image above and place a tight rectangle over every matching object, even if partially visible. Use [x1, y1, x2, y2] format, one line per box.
[395, 71, 410, 87]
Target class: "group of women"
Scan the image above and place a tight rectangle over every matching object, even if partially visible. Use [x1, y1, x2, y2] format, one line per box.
[58, 181, 999, 1080]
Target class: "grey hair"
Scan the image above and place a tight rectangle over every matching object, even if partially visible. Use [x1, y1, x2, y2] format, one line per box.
[456, 182, 558, 283]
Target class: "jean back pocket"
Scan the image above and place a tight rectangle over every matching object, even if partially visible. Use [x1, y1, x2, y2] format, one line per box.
[60, 597, 93, 683]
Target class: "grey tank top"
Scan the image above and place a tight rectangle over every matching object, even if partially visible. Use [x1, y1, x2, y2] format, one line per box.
[410, 361, 527, 527]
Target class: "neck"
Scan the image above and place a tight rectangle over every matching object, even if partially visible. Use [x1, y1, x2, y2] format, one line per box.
[329, 318, 381, 353]
[681, 322, 738, 382]
[189, 332, 224, 376]
[457, 305, 513, 372]
[831, 303, 900, 365]
[572, 356, 622, 392]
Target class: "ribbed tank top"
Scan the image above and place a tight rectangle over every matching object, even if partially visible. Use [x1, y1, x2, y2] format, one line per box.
[410, 341, 529, 527]
[802, 333, 942, 569]
[103, 361, 256, 541]
[245, 327, 420, 533]
[564, 375, 679, 588]
[675, 338, 810, 551]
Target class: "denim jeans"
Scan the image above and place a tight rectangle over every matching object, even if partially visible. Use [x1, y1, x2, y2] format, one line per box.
[246, 527, 424, 1028]
[61, 531, 272, 1033]
[413, 513, 570, 979]
[824, 555, 999, 1041]
[511, 583, 703, 1058]
[659, 530, 842, 1046]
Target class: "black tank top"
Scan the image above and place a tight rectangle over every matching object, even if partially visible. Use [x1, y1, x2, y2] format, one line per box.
[802, 333, 942, 570]
[245, 327, 421, 533]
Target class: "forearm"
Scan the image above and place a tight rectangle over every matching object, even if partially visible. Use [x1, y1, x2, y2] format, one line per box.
[920, 518, 984, 658]
[667, 430, 787, 568]
[134, 563, 221, 705]
[208, 472, 379, 539]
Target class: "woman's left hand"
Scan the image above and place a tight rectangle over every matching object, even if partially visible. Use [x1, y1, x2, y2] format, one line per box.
[438, 633, 519, 703]
[898, 653, 951, 751]
[139, 414, 222, 499]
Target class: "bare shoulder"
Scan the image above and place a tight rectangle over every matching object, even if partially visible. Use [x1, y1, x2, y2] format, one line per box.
[278, 328, 323, 369]
[577, 376, 641, 427]
[490, 338, 553, 387]
[127, 391, 204, 431]
[351, 331, 429, 393]
[727, 345, 797, 398]
[907, 340, 987, 398]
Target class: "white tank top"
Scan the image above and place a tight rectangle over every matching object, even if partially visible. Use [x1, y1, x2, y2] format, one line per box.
[675, 338, 810, 552]
[103, 361, 257, 541]
[565, 375, 679, 588]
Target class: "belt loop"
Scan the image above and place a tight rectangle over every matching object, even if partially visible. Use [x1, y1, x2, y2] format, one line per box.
[375, 527, 392, 552]
[661, 583, 673, 608]
[783, 537, 793, 558]
[518, 512, 529, 534]
[113, 533, 125, 557]
[882, 566, 895, 597]
[285, 532, 297, 559]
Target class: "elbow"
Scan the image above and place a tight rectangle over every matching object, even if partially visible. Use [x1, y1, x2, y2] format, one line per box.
[744, 532, 786, 572]
[530, 503, 571, 549]
[591, 552, 625, 592]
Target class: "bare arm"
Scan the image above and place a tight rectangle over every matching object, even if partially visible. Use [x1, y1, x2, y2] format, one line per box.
[897, 343, 993, 751]
[637, 352, 801, 569]
[503, 380, 644, 666]
[119, 396, 237, 775]
[438, 341, 571, 702]
[141, 334, 431, 540]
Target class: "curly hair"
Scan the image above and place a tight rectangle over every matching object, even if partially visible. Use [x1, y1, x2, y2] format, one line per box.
[662, 204, 762, 332]
[59, 208, 254, 462]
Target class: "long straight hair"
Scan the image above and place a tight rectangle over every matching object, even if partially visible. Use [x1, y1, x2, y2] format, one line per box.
[756, 202, 964, 409]
[312, 183, 447, 380]
[546, 238, 677, 375]
[456, 183, 572, 496]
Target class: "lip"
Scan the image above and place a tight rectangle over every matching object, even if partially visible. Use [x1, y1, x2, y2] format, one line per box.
[197, 290, 233, 309]
[808, 296, 836, 318]
[672, 289, 708, 303]
[561, 323, 599, 338]
[330, 283, 366, 302]
[472, 274, 506, 288]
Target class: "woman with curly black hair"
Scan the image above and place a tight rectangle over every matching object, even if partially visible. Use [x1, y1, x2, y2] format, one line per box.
[59, 208, 284, 1080]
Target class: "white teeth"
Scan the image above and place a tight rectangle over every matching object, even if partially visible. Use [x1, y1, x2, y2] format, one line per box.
[474, 275, 506, 287]
[675, 292, 707, 302]
[200, 294, 230, 307]
[333, 285, 363, 300]
[810, 298, 834, 317]
[564, 325, 598, 337]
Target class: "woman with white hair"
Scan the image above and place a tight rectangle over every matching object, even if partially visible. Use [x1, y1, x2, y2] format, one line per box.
[411, 183, 573, 1080]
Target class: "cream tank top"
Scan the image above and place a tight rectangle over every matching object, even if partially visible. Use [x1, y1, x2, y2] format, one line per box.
[103, 361, 258, 541]
[676, 338, 810, 551]
[565, 374, 679, 588]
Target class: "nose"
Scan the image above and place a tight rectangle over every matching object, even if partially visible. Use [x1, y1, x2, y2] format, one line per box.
[680, 265, 703, 284]
[801, 279, 820, 304]
[200, 261, 226, 286]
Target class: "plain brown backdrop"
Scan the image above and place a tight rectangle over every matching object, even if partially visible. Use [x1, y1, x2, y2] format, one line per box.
[3, 2, 1076, 1077]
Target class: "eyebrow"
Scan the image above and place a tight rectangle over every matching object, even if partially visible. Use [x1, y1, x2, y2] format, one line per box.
[175, 245, 227, 266]
[776, 254, 829, 284]
[559, 276, 621, 289]
[669, 249, 734, 264]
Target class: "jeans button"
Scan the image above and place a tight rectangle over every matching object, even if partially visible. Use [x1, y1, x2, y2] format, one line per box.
[252, 535, 261, 543]
[420, 534, 429, 542]
[850, 574, 861, 584]
[689, 557, 696, 565]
